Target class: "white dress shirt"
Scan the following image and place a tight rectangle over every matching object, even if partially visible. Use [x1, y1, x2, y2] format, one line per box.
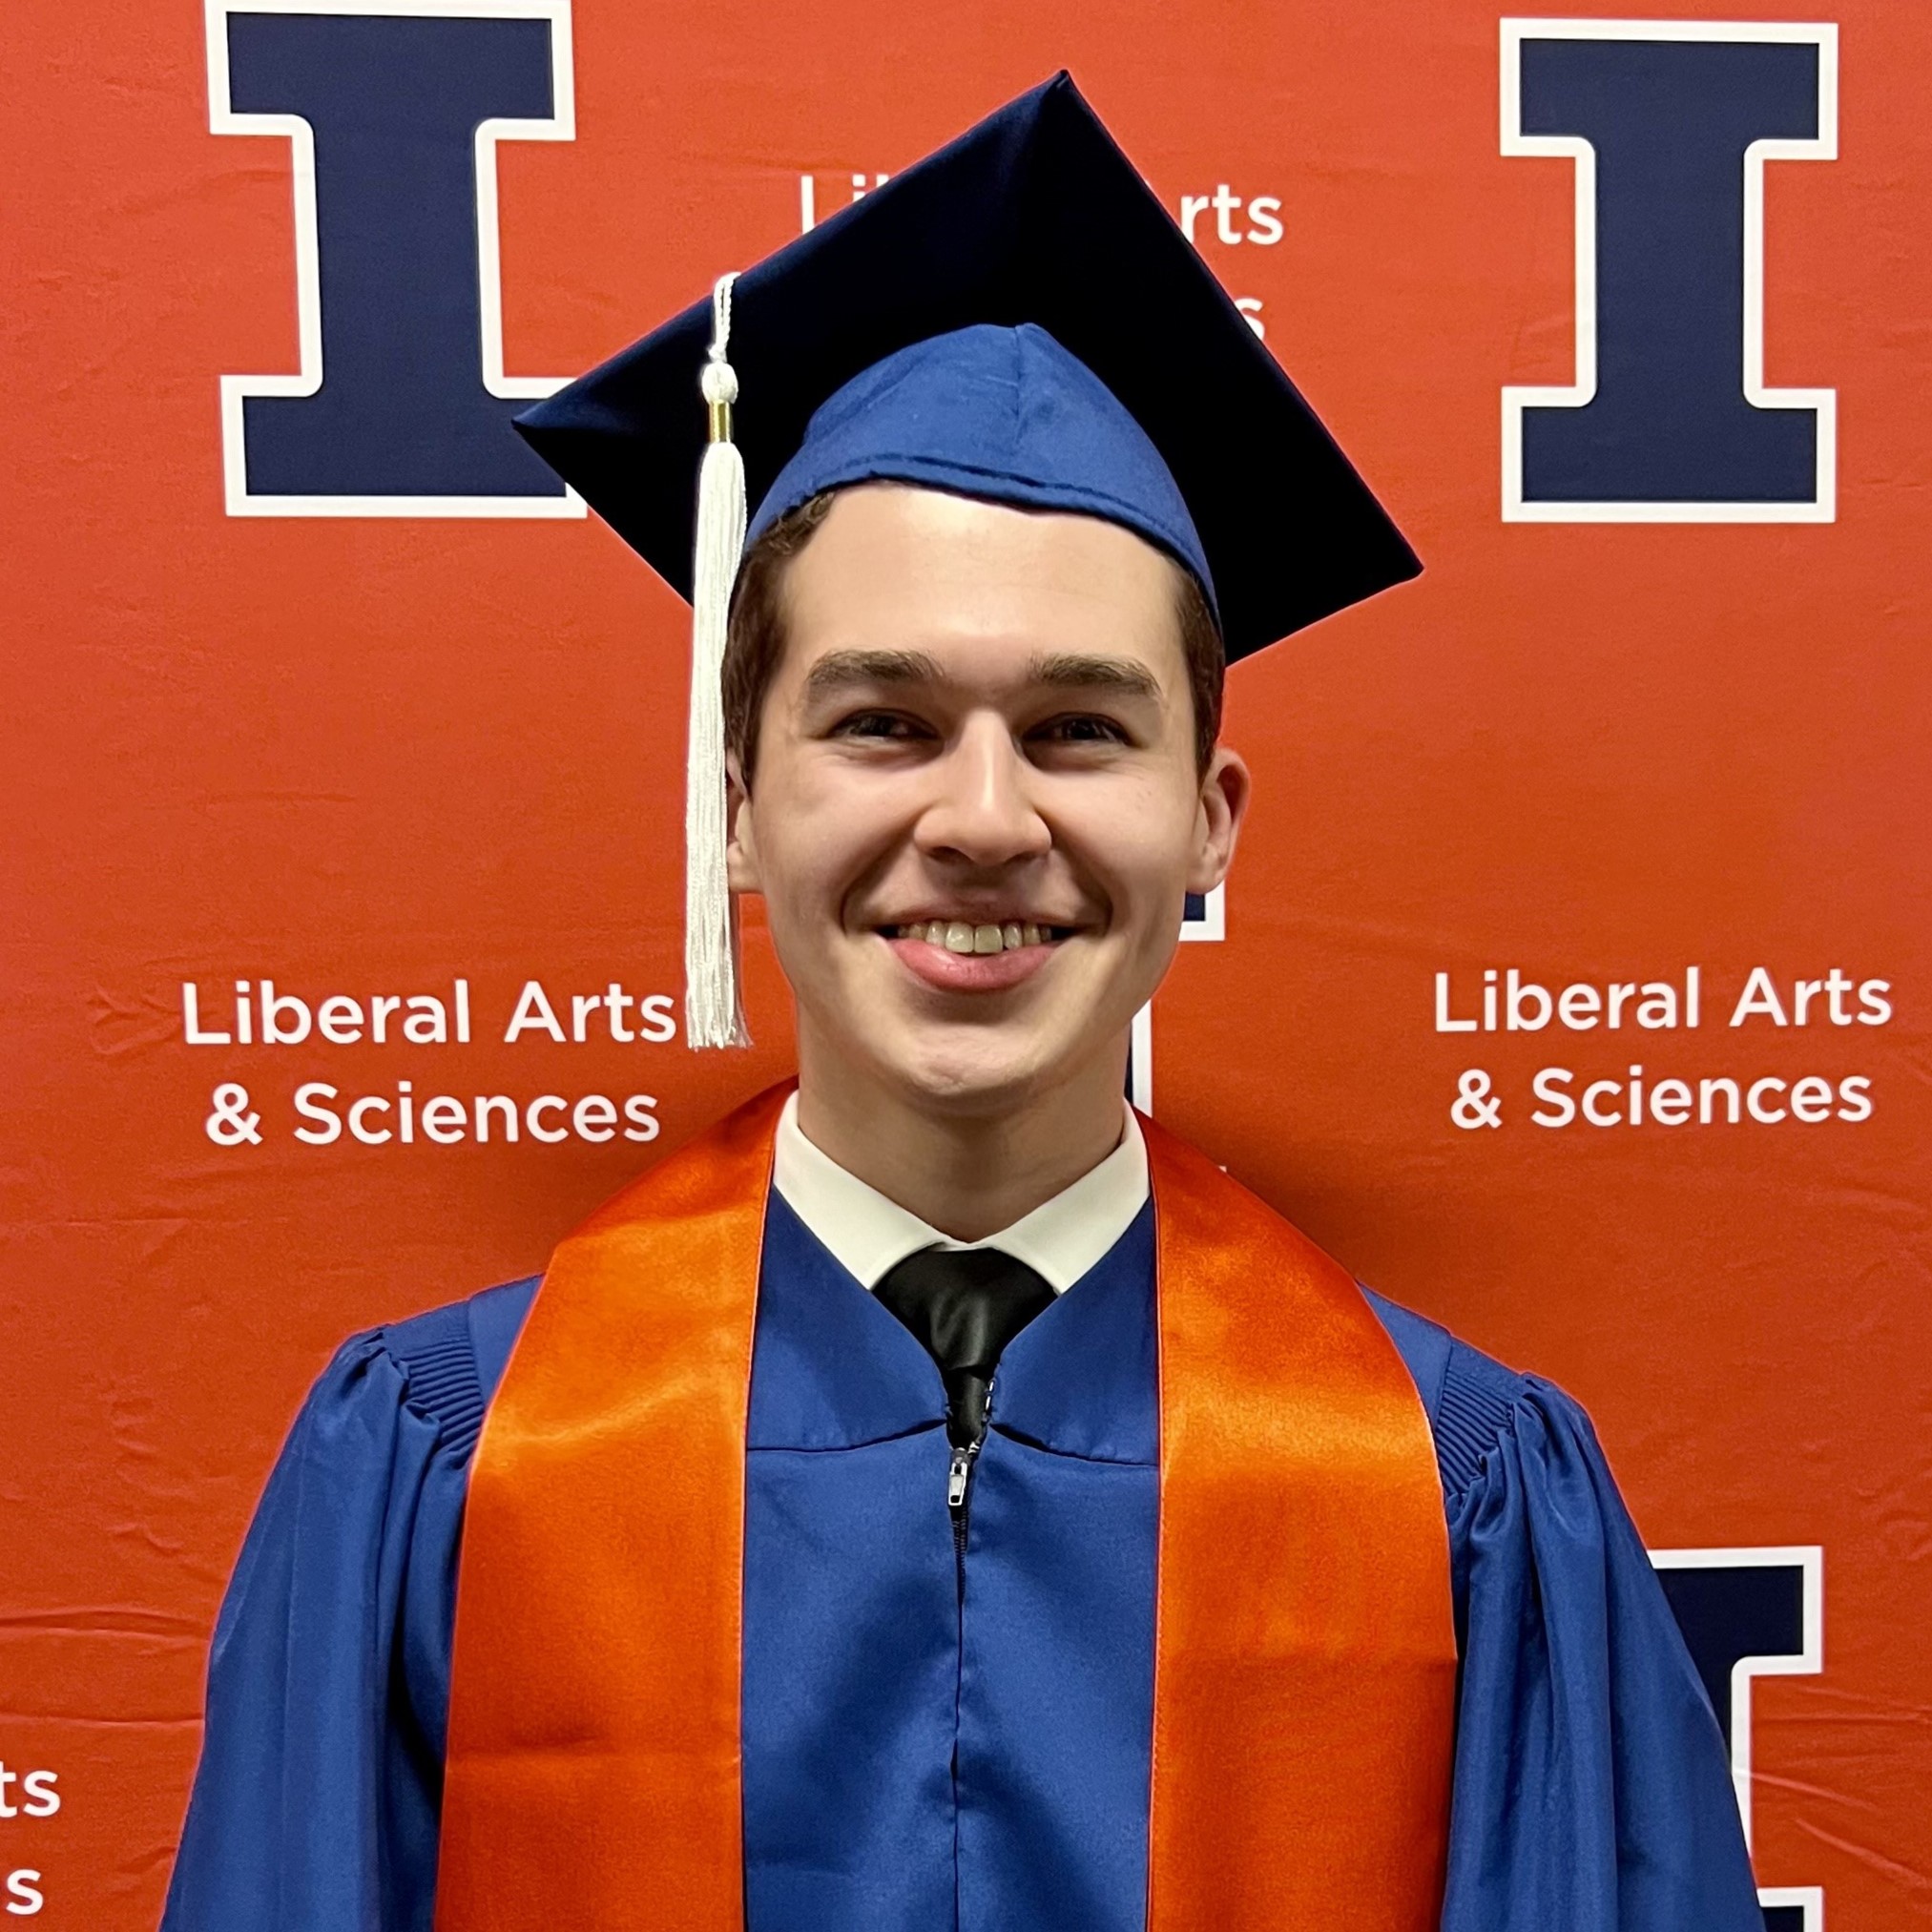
[772, 1091, 1150, 1295]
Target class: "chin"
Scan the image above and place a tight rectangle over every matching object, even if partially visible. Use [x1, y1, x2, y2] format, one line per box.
[869, 1021, 1106, 1120]
[791, 939, 1156, 1118]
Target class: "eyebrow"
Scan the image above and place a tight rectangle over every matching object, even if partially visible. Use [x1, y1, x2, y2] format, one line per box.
[800, 650, 947, 699]
[1028, 653, 1163, 700]
[800, 648, 1163, 703]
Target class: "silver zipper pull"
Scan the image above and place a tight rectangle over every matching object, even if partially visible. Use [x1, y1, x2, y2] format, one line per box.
[947, 1445, 972, 1509]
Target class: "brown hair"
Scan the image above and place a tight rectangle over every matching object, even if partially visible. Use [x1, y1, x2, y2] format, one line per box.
[722, 489, 1226, 781]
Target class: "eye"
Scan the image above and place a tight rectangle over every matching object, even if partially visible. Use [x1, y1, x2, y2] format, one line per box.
[1031, 713, 1132, 746]
[832, 710, 933, 742]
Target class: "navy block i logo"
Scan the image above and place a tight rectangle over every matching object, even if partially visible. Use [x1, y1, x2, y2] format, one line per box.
[206, 0, 582, 516]
[1652, 1545, 1824, 1930]
[1501, 20, 1837, 523]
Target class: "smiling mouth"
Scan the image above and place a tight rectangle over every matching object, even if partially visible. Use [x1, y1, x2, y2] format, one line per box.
[883, 920, 1074, 955]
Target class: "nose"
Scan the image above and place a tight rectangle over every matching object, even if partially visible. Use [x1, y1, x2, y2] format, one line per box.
[914, 714, 1051, 869]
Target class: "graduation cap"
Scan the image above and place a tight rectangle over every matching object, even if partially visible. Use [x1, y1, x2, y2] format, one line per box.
[515, 72, 1419, 1048]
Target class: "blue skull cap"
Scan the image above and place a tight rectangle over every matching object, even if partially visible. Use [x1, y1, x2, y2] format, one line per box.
[747, 321, 1216, 616]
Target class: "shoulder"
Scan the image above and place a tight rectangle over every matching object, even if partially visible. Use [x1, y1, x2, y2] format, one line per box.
[1361, 1288, 1548, 1508]
[367, 1274, 541, 1464]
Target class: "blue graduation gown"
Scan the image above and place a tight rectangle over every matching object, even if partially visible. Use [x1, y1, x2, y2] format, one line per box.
[162, 1195, 1762, 1931]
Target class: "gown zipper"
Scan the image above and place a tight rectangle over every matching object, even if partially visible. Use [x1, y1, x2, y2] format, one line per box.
[947, 1441, 977, 1557]
[947, 1443, 975, 1511]
[946, 1385, 988, 1920]
[946, 1380, 991, 1561]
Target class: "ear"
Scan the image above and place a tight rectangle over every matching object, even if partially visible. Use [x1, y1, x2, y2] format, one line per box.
[1186, 745, 1251, 895]
[725, 751, 762, 893]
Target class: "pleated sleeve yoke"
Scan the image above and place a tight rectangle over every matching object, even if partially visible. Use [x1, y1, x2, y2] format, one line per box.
[1430, 1340, 1764, 1932]
[159, 1282, 535, 1932]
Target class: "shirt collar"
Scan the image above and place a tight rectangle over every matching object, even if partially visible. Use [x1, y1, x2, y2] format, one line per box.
[771, 1091, 1150, 1295]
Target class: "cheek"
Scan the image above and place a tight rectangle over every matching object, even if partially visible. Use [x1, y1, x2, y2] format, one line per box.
[747, 767, 901, 924]
[1060, 776, 1198, 895]
[755, 810, 835, 908]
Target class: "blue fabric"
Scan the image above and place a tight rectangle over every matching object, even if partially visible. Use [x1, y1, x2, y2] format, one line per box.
[163, 1210, 1761, 1931]
[1437, 1355, 1764, 1931]
[739, 1196, 1159, 1930]
[746, 323, 1217, 621]
[739, 1199, 959, 1924]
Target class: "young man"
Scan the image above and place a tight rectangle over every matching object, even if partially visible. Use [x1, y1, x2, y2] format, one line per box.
[165, 75, 1763, 1932]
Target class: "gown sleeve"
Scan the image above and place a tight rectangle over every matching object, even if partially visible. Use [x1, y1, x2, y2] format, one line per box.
[158, 1321, 478, 1932]
[1435, 1349, 1765, 1932]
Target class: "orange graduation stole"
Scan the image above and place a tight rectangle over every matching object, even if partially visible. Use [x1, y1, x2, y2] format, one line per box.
[436, 1082, 1456, 1929]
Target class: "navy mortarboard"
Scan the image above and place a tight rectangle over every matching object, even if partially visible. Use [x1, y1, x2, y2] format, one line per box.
[513, 72, 1420, 1045]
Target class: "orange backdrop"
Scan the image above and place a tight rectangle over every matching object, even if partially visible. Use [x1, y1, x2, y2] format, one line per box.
[4, 0, 1926, 1924]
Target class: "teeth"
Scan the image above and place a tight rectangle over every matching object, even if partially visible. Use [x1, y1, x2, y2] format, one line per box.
[894, 921, 1058, 951]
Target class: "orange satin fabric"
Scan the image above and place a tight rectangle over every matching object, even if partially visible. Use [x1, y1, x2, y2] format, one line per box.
[435, 1082, 782, 1932]
[1140, 1112, 1457, 1928]
[437, 1083, 1455, 1930]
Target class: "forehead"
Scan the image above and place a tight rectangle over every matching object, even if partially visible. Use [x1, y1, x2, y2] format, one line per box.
[777, 484, 1186, 685]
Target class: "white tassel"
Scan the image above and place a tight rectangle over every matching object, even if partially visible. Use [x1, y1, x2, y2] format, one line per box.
[685, 272, 751, 1049]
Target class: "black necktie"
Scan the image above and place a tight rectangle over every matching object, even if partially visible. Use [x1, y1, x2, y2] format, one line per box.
[874, 1246, 1055, 1447]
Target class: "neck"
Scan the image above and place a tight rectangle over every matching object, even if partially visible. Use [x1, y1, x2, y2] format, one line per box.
[793, 1030, 1130, 1242]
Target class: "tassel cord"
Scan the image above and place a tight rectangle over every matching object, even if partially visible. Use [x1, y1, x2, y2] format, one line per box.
[684, 273, 750, 1049]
